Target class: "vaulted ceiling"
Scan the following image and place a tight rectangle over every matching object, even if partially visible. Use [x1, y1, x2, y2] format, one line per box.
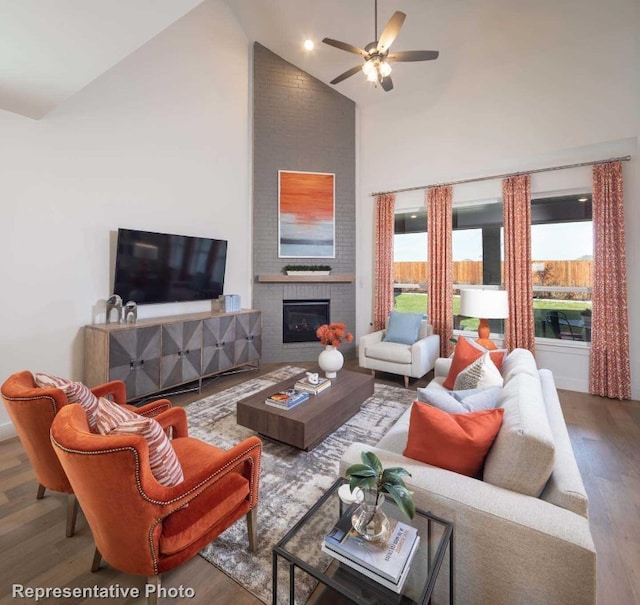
[0, 0, 207, 118]
[1, 0, 461, 119]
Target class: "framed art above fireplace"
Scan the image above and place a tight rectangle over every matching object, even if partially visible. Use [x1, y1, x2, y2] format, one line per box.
[278, 170, 335, 258]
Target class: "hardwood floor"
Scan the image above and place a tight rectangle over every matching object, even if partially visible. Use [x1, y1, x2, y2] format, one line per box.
[0, 362, 638, 604]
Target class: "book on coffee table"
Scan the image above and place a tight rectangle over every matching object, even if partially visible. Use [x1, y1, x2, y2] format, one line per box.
[264, 389, 309, 409]
[323, 504, 419, 592]
[294, 376, 331, 394]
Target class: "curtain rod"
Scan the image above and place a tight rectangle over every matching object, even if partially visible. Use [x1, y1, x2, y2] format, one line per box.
[370, 155, 632, 197]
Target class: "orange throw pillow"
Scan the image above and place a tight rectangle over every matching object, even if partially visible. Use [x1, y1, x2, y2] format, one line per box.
[467, 339, 507, 370]
[444, 336, 506, 389]
[403, 402, 504, 477]
[443, 336, 484, 389]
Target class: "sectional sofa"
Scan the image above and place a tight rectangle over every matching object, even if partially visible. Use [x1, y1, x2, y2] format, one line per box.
[341, 348, 596, 604]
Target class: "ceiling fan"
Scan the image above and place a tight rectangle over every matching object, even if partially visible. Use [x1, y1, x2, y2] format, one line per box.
[322, 0, 439, 92]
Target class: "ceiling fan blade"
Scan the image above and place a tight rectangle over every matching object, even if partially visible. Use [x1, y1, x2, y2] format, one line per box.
[377, 11, 406, 53]
[387, 50, 440, 62]
[380, 75, 394, 92]
[330, 64, 364, 85]
[322, 38, 368, 57]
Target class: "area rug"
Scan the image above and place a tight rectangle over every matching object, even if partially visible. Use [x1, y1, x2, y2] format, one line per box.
[188, 366, 415, 604]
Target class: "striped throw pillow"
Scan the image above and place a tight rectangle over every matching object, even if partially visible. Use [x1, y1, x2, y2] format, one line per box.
[35, 373, 100, 432]
[95, 397, 184, 487]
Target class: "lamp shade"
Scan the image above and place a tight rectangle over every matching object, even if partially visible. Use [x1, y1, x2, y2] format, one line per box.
[459, 289, 509, 319]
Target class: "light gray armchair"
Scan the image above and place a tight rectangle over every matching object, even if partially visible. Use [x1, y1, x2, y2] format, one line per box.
[359, 319, 440, 388]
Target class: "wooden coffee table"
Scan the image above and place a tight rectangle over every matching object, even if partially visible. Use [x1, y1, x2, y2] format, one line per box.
[236, 369, 374, 451]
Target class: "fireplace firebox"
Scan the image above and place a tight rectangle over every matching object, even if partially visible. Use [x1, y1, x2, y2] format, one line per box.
[283, 299, 330, 343]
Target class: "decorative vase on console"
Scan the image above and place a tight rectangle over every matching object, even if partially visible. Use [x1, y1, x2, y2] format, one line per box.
[315, 322, 354, 379]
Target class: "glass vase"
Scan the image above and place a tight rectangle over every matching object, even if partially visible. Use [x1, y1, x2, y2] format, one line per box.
[351, 489, 390, 542]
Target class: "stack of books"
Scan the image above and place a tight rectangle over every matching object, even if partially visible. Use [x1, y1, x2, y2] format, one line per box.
[217, 294, 241, 312]
[264, 388, 309, 410]
[294, 376, 331, 394]
[322, 503, 420, 594]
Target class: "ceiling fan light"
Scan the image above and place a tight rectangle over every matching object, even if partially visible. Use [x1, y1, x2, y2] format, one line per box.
[379, 61, 392, 77]
[362, 60, 376, 77]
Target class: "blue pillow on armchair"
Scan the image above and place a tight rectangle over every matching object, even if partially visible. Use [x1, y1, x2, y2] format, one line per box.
[383, 311, 423, 345]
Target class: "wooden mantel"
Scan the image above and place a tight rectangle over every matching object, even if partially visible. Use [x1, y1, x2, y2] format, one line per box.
[257, 274, 355, 283]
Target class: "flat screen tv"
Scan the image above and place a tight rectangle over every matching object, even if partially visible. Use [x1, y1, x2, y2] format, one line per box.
[113, 228, 227, 305]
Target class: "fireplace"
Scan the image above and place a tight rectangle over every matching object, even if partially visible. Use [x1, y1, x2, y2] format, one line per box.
[283, 299, 330, 343]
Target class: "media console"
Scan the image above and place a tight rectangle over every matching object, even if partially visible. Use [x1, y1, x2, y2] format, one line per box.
[84, 309, 261, 402]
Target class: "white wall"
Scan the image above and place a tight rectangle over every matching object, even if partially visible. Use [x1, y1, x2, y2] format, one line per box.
[0, 0, 251, 438]
[356, 0, 640, 397]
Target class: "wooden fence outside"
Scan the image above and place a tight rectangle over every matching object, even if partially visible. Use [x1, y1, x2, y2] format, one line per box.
[394, 260, 592, 288]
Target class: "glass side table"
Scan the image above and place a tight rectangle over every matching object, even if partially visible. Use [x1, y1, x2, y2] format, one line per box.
[273, 478, 453, 604]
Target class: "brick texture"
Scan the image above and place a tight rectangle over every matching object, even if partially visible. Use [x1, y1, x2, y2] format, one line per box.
[252, 44, 356, 362]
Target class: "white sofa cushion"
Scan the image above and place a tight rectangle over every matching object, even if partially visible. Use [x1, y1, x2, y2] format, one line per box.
[377, 405, 412, 453]
[538, 369, 589, 517]
[483, 372, 555, 497]
[364, 341, 412, 364]
[500, 347, 540, 383]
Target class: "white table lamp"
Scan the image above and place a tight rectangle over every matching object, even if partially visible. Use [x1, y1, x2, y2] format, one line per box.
[459, 289, 509, 350]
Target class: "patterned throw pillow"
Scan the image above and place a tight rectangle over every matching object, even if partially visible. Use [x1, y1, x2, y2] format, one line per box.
[442, 336, 485, 389]
[453, 353, 504, 391]
[466, 339, 508, 370]
[443, 336, 508, 390]
[34, 373, 100, 432]
[95, 397, 184, 487]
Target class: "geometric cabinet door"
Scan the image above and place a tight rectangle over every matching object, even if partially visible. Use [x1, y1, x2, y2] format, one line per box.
[160, 320, 202, 390]
[234, 311, 262, 365]
[84, 310, 263, 403]
[108, 326, 161, 400]
[202, 315, 236, 376]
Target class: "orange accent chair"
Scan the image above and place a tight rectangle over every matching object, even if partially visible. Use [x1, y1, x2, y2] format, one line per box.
[50, 403, 261, 604]
[0, 370, 172, 537]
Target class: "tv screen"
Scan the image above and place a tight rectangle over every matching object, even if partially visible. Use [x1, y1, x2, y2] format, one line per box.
[113, 228, 227, 305]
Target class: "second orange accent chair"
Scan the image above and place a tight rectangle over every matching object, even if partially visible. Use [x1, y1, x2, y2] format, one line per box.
[0, 370, 172, 537]
[50, 403, 261, 605]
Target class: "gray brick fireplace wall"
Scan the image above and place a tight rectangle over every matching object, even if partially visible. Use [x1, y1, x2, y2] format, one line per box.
[252, 43, 356, 362]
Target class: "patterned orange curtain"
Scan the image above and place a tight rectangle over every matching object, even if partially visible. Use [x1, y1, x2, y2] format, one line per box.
[503, 174, 535, 352]
[427, 186, 453, 357]
[590, 162, 631, 399]
[373, 193, 396, 330]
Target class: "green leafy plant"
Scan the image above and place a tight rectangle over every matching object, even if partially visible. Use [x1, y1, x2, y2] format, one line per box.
[282, 264, 332, 272]
[345, 451, 415, 520]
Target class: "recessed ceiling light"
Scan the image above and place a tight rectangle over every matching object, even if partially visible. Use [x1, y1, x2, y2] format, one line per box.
[578, 197, 588, 202]
[410, 215, 417, 219]
[303, 39, 314, 51]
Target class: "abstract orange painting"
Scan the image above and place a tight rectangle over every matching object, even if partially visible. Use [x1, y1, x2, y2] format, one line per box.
[278, 170, 335, 258]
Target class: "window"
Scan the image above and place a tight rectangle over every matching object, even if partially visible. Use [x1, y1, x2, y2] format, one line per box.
[391, 192, 593, 344]
[393, 209, 427, 314]
[531, 194, 592, 342]
[452, 201, 504, 335]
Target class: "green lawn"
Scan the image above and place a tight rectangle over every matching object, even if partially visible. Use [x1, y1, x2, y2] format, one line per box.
[394, 292, 592, 337]
[394, 292, 428, 314]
